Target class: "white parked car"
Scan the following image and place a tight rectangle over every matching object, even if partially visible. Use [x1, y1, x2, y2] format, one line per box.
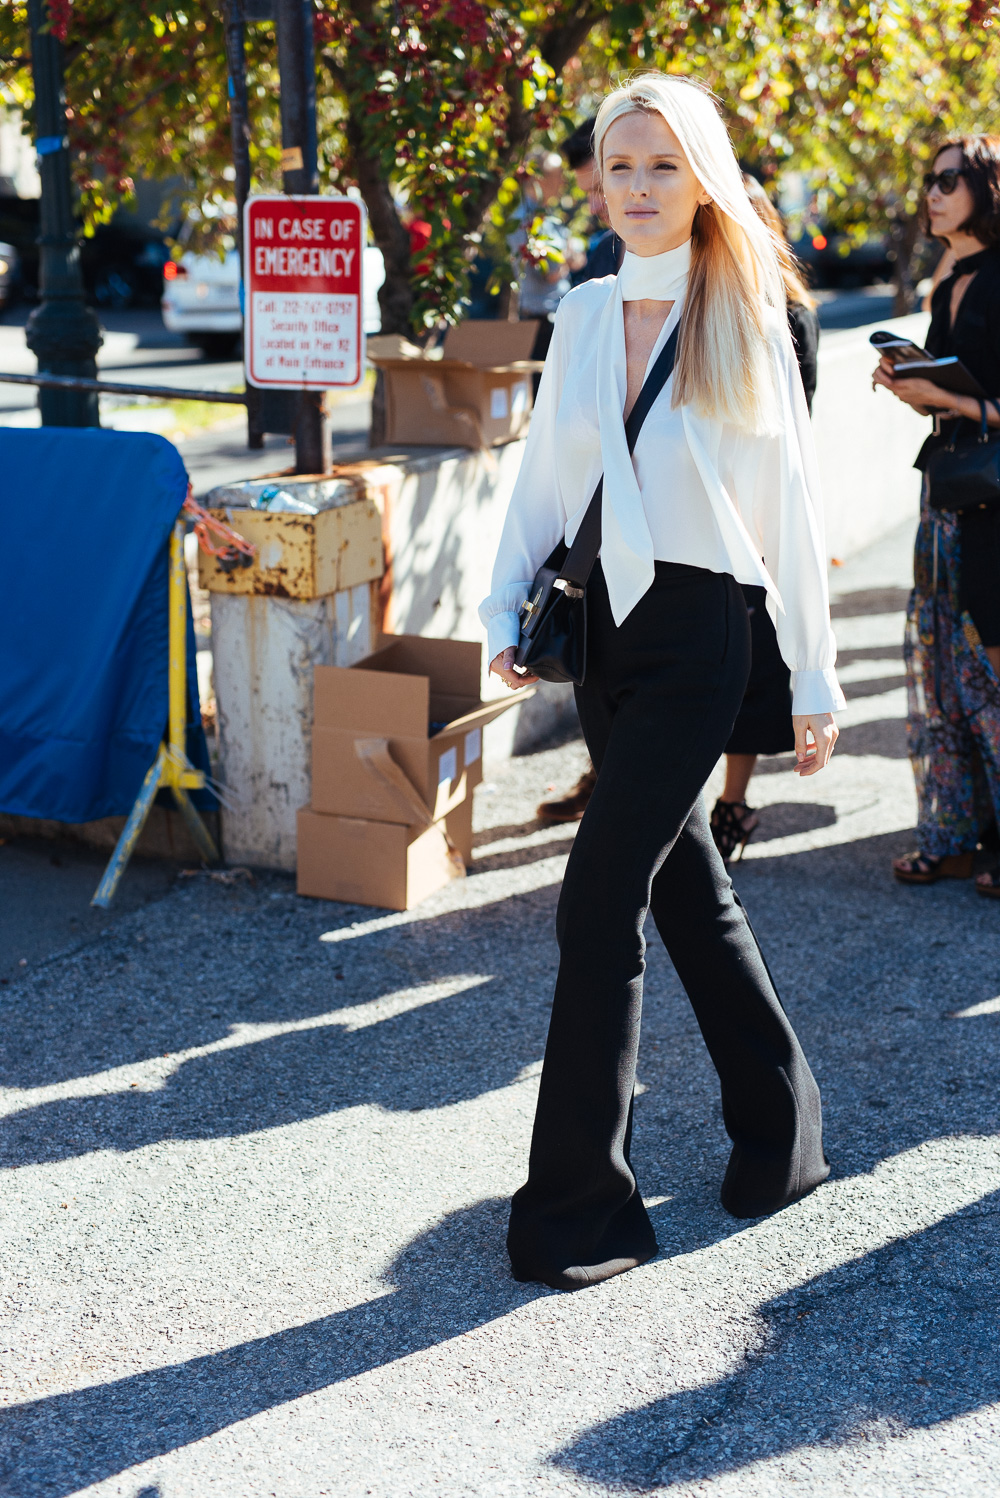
[161, 244, 385, 358]
[161, 249, 242, 358]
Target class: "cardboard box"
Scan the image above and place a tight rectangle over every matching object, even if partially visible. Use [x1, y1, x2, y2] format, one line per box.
[297, 795, 473, 910]
[197, 499, 383, 599]
[366, 321, 542, 449]
[311, 634, 528, 825]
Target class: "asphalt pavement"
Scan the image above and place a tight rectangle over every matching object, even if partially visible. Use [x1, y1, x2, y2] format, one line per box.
[2, 516, 1000, 1498]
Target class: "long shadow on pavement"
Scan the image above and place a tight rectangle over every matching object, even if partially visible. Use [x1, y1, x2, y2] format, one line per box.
[0, 1191, 747, 1498]
[552, 1190, 1000, 1491]
[0, 1197, 539, 1497]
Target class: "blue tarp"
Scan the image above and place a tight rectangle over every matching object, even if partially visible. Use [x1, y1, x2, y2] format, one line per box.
[0, 427, 215, 822]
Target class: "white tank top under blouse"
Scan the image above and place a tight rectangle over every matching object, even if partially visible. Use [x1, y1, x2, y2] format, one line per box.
[479, 239, 846, 717]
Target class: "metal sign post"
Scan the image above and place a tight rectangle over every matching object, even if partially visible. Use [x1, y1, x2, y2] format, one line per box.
[275, 0, 328, 473]
[243, 194, 365, 392]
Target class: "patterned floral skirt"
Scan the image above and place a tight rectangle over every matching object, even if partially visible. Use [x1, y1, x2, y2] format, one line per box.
[905, 483, 1000, 856]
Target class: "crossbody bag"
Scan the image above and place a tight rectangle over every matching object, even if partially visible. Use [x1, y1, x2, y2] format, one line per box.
[513, 324, 680, 685]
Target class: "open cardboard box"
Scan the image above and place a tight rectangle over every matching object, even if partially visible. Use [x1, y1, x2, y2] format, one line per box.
[366, 320, 543, 449]
[311, 633, 531, 825]
[301, 633, 532, 911]
[297, 796, 473, 911]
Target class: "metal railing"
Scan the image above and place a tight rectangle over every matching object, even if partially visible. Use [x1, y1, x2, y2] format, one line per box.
[0, 371, 247, 404]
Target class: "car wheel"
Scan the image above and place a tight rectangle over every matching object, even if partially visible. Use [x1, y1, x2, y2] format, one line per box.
[190, 332, 240, 360]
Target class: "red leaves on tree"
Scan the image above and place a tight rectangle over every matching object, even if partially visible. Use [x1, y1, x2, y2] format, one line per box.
[47, 0, 73, 42]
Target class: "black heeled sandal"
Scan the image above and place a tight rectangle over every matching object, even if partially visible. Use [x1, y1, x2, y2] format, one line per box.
[710, 799, 760, 863]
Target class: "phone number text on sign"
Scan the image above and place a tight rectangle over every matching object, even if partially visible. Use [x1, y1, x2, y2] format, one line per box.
[244, 195, 366, 390]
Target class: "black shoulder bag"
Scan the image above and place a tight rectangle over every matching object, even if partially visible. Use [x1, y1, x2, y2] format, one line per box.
[927, 397, 1000, 513]
[514, 324, 680, 685]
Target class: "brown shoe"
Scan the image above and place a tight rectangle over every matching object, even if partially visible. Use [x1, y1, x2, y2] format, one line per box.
[536, 765, 596, 824]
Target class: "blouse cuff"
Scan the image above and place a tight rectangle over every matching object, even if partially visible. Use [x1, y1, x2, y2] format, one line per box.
[480, 583, 532, 665]
[790, 667, 847, 717]
[485, 610, 523, 665]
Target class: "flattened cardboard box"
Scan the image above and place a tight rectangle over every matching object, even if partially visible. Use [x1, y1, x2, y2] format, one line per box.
[312, 634, 530, 826]
[366, 320, 542, 449]
[297, 796, 473, 911]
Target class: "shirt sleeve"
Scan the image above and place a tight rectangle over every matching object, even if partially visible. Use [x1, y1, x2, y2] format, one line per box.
[787, 302, 819, 414]
[478, 298, 571, 664]
[751, 321, 847, 718]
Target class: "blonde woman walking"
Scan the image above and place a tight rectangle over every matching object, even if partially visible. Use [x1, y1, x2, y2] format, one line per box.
[480, 75, 844, 1291]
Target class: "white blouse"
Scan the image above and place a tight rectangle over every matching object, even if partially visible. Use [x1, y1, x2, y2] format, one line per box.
[479, 258, 846, 718]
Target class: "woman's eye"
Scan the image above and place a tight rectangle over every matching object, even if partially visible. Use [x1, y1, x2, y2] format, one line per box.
[655, 162, 676, 171]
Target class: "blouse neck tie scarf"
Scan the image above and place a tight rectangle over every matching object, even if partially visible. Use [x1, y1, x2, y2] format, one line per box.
[594, 238, 692, 626]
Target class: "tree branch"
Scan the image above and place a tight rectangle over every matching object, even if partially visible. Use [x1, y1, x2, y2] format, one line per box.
[460, 3, 603, 242]
[119, 71, 186, 123]
[540, 3, 606, 74]
[340, 95, 414, 335]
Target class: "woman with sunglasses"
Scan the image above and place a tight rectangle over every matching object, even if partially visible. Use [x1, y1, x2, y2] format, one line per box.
[873, 137, 1000, 897]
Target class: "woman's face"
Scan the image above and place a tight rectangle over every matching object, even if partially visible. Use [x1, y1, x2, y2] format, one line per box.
[600, 109, 710, 257]
[925, 145, 977, 243]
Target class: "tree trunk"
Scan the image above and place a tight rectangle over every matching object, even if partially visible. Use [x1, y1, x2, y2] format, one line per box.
[339, 108, 412, 446]
[327, 5, 605, 443]
[890, 210, 921, 318]
[342, 112, 412, 337]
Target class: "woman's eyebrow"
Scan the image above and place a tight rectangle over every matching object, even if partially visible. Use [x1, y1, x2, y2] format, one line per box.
[605, 150, 682, 162]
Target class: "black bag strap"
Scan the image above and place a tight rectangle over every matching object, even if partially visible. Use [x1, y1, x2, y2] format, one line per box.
[979, 396, 1000, 441]
[560, 323, 680, 589]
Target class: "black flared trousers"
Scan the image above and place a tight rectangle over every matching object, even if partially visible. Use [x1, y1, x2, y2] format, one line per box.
[507, 561, 829, 1282]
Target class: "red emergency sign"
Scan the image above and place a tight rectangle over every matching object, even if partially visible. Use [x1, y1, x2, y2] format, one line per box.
[243, 194, 365, 390]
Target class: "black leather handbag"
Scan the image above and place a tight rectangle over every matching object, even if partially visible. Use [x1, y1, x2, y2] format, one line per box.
[514, 325, 680, 685]
[927, 397, 1000, 513]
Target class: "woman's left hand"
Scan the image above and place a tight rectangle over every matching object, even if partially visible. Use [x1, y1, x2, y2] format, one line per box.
[792, 714, 838, 776]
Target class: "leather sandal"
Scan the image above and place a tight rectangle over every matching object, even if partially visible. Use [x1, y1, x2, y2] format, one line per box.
[892, 850, 975, 884]
[536, 765, 596, 825]
[710, 799, 760, 863]
[976, 866, 1000, 899]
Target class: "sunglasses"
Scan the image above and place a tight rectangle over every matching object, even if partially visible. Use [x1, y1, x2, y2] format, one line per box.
[923, 167, 968, 195]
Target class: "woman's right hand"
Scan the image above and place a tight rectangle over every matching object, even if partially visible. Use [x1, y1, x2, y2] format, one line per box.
[872, 356, 900, 394]
[490, 647, 540, 690]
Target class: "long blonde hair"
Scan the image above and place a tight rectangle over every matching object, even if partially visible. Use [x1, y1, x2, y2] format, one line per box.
[594, 75, 785, 432]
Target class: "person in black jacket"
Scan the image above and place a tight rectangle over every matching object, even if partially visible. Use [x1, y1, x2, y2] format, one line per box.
[874, 135, 1000, 898]
[708, 175, 822, 861]
[561, 117, 624, 288]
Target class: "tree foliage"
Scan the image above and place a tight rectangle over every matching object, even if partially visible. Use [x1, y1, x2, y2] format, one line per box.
[0, 3, 282, 239]
[1, 0, 999, 332]
[588, 0, 1000, 300]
